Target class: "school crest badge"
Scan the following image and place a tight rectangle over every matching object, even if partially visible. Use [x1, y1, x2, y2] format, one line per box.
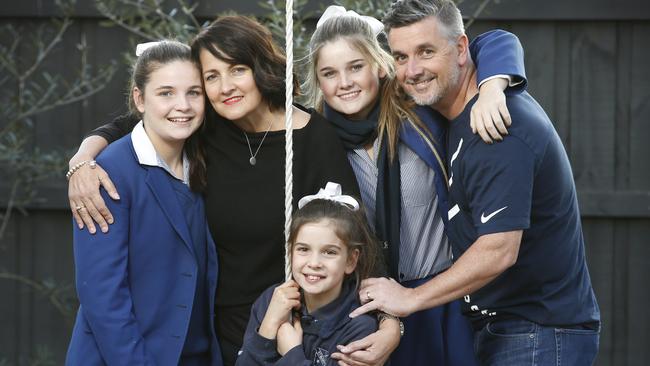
[312, 347, 330, 366]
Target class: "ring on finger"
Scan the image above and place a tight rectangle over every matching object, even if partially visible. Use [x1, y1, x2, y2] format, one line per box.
[366, 290, 371, 301]
[75, 205, 85, 211]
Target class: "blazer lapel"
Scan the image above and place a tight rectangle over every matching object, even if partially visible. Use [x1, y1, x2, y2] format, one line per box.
[145, 167, 195, 257]
[400, 106, 451, 224]
[400, 105, 448, 172]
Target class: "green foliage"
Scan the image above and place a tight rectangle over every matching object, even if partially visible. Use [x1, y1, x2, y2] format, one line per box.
[332, 0, 393, 19]
[0, 0, 117, 239]
[0, 271, 77, 322]
[93, 0, 318, 101]
[93, 0, 314, 70]
[258, 0, 312, 59]
[94, 0, 207, 66]
[95, 0, 204, 42]
[27, 345, 57, 366]
[0, 1, 116, 361]
[0, 344, 60, 366]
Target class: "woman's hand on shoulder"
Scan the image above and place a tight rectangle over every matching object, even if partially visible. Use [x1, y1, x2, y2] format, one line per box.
[471, 77, 512, 144]
[68, 159, 119, 234]
[258, 280, 301, 340]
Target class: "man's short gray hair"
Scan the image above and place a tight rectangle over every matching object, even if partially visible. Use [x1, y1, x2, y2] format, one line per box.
[383, 0, 465, 41]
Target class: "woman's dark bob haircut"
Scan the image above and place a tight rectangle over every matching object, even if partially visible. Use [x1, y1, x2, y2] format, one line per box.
[190, 15, 298, 112]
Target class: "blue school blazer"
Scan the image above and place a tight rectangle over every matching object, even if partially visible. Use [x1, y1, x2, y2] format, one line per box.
[66, 134, 222, 366]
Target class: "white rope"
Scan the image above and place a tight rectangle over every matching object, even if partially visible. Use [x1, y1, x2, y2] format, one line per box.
[284, 0, 294, 281]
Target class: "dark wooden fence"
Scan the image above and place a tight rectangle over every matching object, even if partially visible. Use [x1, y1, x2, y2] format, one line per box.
[1, 0, 649, 364]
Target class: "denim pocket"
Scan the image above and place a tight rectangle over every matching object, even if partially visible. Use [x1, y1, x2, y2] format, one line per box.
[477, 318, 537, 365]
[555, 325, 600, 336]
[554, 325, 600, 365]
[486, 318, 537, 337]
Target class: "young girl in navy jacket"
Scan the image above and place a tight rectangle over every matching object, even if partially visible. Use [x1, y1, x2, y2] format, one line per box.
[236, 182, 383, 365]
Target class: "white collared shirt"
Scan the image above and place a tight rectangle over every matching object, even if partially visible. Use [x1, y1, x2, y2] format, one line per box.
[130, 121, 190, 185]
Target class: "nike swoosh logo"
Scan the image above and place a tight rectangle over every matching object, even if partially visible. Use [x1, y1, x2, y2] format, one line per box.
[480, 206, 508, 224]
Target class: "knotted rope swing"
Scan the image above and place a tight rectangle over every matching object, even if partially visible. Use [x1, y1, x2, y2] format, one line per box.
[283, 0, 294, 281]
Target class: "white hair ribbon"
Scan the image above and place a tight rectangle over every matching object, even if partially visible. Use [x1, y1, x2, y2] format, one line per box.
[298, 182, 360, 211]
[135, 41, 163, 57]
[316, 5, 384, 37]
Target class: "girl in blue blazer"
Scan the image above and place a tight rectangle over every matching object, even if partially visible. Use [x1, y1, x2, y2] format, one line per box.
[66, 41, 222, 366]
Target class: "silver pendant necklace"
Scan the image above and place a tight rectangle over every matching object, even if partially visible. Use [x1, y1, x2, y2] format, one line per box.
[243, 119, 274, 166]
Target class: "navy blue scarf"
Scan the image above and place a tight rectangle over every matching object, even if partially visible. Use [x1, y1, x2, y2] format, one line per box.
[323, 102, 401, 278]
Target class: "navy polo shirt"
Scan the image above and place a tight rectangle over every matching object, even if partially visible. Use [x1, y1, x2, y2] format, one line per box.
[445, 92, 600, 328]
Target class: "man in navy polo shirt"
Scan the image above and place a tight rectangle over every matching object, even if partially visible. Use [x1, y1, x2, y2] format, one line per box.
[351, 0, 601, 364]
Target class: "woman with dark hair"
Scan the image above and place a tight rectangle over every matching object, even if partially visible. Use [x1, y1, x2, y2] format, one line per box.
[66, 16, 376, 365]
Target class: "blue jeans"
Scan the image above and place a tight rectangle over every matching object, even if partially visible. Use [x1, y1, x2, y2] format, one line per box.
[474, 317, 600, 366]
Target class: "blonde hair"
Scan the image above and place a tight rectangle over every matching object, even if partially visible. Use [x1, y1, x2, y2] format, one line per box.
[304, 14, 440, 161]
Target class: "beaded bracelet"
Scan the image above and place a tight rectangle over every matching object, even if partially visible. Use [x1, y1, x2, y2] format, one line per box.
[377, 312, 404, 337]
[66, 160, 96, 180]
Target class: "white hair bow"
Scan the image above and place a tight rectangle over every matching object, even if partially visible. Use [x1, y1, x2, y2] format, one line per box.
[298, 182, 360, 210]
[135, 41, 163, 57]
[316, 5, 384, 37]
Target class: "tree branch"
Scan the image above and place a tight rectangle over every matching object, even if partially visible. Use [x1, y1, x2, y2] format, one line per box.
[0, 180, 19, 241]
[0, 271, 75, 321]
[20, 18, 73, 83]
[465, 0, 492, 29]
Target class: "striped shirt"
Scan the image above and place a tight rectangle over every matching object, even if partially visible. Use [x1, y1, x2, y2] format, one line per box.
[348, 138, 452, 282]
